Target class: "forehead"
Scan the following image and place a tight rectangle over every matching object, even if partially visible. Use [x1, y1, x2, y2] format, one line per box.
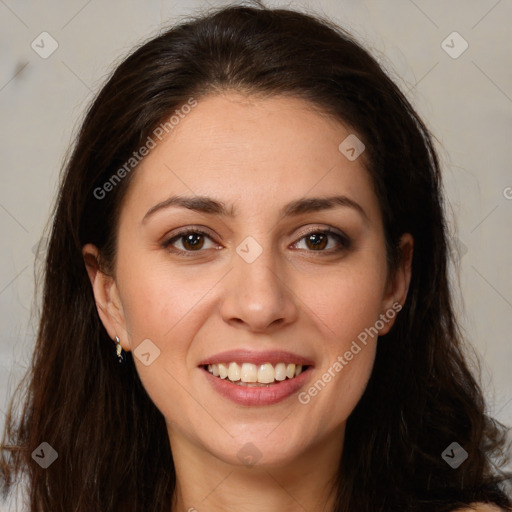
[121, 93, 380, 225]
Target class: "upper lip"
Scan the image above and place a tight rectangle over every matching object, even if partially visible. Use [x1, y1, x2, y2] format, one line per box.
[198, 349, 315, 367]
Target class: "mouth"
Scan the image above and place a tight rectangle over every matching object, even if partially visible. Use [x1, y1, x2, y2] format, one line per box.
[202, 362, 312, 387]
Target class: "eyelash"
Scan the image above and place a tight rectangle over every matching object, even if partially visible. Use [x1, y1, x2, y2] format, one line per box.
[161, 227, 351, 257]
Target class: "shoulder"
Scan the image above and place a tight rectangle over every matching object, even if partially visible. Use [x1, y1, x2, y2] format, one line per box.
[453, 504, 507, 512]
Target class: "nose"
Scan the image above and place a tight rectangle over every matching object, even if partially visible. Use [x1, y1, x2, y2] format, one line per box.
[219, 243, 299, 333]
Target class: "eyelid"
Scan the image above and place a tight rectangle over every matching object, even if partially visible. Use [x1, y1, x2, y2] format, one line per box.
[161, 225, 214, 241]
[293, 225, 349, 243]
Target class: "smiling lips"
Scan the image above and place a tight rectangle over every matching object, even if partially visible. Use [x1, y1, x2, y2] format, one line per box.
[199, 349, 314, 384]
[198, 349, 314, 400]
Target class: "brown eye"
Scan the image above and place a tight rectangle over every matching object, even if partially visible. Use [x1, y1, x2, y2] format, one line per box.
[304, 232, 328, 250]
[294, 229, 350, 253]
[180, 232, 206, 251]
[162, 229, 216, 254]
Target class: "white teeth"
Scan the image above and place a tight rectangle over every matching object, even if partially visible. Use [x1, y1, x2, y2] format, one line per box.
[257, 363, 275, 384]
[218, 363, 228, 379]
[206, 362, 307, 384]
[227, 362, 241, 382]
[240, 363, 258, 383]
[274, 362, 287, 381]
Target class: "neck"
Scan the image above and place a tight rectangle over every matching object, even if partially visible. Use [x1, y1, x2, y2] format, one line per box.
[168, 426, 344, 512]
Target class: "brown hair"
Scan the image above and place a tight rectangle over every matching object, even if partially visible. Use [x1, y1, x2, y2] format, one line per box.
[1, 2, 511, 511]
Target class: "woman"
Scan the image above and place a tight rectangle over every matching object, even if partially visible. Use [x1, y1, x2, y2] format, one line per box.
[1, 3, 510, 511]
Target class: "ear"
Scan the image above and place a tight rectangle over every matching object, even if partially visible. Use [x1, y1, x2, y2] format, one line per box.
[377, 233, 413, 336]
[82, 243, 131, 352]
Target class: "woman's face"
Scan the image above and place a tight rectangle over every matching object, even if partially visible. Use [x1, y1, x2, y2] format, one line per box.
[84, 92, 412, 469]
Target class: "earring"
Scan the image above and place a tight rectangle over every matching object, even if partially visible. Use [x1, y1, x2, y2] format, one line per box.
[115, 336, 126, 364]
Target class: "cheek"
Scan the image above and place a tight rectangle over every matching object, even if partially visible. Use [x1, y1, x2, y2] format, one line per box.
[297, 261, 384, 419]
[115, 263, 206, 422]
[305, 345, 377, 429]
[306, 262, 386, 344]
[300, 270, 381, 418]
[116, 253, 211, 343]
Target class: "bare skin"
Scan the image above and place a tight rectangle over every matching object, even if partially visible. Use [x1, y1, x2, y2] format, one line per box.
[83, 93, 414, 512]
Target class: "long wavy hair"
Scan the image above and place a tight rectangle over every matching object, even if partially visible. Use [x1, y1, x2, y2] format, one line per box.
[1, 3, 511, 511]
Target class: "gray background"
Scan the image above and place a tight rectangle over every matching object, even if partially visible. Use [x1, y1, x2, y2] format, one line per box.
[1, 0, 511, 508]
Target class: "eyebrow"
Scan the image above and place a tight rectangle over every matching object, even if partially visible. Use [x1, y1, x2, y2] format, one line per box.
[142, 194, 369, 224]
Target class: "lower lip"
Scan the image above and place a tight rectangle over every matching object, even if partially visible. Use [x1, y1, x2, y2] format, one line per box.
[201, 366, 313, 406]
